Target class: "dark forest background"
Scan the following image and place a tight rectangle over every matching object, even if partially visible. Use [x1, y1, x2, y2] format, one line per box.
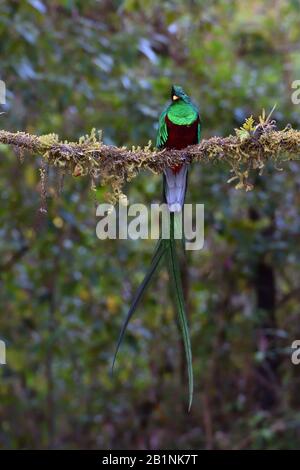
[1, 0, 300, 449]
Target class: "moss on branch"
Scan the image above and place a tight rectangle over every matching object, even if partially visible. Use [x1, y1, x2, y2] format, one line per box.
[0, 114, 300, 203]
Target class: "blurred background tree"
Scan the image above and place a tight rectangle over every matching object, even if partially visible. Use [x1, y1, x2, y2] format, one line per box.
[0, 0, 300, 449]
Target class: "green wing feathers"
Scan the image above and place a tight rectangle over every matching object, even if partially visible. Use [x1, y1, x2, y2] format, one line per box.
[156, 108, 169, 149]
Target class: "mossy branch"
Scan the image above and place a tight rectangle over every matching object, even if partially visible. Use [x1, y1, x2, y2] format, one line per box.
[0, 114, 299, 202]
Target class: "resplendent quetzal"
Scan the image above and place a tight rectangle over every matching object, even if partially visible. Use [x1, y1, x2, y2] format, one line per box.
[113, 85, 201, 410]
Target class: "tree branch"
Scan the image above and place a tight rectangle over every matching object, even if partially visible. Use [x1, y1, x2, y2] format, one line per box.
[0, 118, 299, 202]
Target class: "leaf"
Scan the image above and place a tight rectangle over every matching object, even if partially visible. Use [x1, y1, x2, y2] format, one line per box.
[259, 108, 266, 125]
[27, 0, 47, 14]
[138, 38, 158, 64]
[242, 115, 255, 131]
[93, 54, 114, 73]
[235, 128, 250, 141]
[265, 103, 277, 123]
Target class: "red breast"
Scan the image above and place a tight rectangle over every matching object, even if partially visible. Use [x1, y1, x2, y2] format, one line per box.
[165, 115, 199, 173]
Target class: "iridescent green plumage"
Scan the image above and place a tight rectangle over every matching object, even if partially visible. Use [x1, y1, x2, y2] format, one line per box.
[156, 85, 201, 148]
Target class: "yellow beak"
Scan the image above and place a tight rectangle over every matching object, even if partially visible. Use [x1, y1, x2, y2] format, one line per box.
[172, 95, 179, 101]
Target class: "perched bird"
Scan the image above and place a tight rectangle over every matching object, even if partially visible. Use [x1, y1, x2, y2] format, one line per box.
[112, 86, 201, 410]
[157, 85, 200, 212]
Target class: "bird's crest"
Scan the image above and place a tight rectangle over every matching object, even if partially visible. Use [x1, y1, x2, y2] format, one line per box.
[171, 85, 191, 103]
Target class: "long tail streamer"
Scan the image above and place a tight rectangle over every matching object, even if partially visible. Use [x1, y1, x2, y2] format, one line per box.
[112, 212, 193, 410]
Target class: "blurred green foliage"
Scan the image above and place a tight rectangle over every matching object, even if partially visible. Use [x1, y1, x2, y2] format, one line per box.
[1, 0, 300, 449]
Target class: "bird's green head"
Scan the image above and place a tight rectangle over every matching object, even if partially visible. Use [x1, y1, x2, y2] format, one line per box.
[171, 85, 190, 104]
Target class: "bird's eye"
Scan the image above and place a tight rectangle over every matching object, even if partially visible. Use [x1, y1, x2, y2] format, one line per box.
[172, 95, 179, 101]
